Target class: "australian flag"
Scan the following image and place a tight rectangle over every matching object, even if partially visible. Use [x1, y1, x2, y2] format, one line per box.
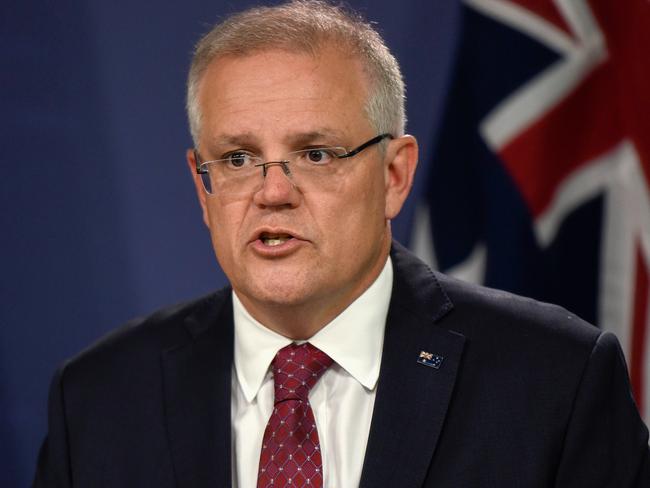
[413, 0, 650, 418]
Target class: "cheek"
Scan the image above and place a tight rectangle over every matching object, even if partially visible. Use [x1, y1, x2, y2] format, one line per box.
[354, 170, 387, 221]
[205, 200, 247, 254]
[324, 178, 385, 241]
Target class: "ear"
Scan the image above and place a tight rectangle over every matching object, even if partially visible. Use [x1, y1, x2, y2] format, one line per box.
[186, 148, 210, 228]
[384, 135, 418, 219]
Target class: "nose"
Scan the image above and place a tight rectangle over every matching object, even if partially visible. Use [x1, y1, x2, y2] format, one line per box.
[253, 161, 300, 208]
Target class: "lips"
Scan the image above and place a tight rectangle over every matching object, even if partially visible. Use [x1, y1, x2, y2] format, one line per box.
[250, 227, 305, 245]
[259, 232, 293, 247]
[249, 227, 307, 257]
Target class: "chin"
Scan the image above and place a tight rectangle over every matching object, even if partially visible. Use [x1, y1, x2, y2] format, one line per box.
[238, 272, 318, 307]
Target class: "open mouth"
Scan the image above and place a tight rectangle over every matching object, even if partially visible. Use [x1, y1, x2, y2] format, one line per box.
[259, 232, 294, 247]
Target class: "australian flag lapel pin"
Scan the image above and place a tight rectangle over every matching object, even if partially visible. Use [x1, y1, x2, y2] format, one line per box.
[417, 350, 444, 369]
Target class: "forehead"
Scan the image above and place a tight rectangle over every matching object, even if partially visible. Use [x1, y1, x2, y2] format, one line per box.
[196, 46, 373, 144]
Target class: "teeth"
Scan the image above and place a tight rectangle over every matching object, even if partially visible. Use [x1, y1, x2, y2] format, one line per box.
[261, 235, 291, 246]
[265, 238, 286, 246]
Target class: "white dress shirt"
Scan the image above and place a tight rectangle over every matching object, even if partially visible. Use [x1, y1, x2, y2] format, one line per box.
[231, 257, 393, 488]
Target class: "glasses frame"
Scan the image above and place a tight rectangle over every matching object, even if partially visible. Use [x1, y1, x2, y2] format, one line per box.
[194, 133, 394, 177]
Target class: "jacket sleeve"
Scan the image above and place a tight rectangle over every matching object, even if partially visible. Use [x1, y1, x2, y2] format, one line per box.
[555, 331, 650, 487]
[33, 365, 72, 488]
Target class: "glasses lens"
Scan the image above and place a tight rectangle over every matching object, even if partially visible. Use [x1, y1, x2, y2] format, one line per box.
[288, 148, 347, 192]
[198, 140, 379, 196]
[201, 160, 262, 196]
[199, 170, 214, 194]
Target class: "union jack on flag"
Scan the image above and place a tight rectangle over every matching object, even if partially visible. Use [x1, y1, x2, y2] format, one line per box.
[413, 0, 650, 418]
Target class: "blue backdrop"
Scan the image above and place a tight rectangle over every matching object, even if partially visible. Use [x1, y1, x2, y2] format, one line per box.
[1, 1, 460, 485]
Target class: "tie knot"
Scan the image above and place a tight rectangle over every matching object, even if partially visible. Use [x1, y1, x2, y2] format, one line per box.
[271, 342, 333, 403]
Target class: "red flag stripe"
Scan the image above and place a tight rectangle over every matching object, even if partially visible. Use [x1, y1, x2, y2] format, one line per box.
[630, 242, 650, 412]
[499, 64, 622, 218]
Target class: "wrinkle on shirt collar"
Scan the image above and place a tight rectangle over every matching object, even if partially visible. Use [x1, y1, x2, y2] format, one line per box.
[233, 256, 393, 403]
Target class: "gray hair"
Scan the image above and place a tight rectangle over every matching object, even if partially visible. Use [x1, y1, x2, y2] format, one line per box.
[186, 0, 406, 146]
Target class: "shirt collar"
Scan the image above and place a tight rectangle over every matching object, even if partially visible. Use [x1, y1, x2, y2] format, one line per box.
[233, 256, 393, 403]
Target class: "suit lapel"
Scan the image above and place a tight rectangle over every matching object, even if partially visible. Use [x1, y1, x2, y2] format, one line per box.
[359, 243, 465, 488]
[162, 290, 234, 488]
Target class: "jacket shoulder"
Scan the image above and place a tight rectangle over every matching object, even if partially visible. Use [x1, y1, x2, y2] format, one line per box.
[390, 240, 601, 355]
[436, 270, 600, 347]
[60, 287, 231, 384]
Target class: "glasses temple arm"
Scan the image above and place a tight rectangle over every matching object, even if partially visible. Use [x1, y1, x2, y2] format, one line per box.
[338, 133, 394, 159]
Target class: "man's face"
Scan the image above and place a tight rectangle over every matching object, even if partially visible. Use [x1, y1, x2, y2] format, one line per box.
[189, 46, 416, 330]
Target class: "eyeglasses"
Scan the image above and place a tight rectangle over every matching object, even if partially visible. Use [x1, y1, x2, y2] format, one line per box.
[194, 133, 393, 196]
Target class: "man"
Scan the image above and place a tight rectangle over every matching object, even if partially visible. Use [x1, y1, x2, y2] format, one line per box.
[34, 1, 649, 487]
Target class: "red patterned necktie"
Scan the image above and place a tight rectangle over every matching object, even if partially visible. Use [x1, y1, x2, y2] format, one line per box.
[257, 342, 333, 487]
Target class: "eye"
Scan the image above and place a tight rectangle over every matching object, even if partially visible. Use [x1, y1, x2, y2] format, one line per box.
[223, 151, 255, 169]
[301, 148, 338, 165]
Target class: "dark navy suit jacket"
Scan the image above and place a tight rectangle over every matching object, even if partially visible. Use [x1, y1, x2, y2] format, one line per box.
[34, 242, 650, 487]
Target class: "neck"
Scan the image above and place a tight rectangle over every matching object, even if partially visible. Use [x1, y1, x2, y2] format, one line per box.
[243, 301, 343, 340]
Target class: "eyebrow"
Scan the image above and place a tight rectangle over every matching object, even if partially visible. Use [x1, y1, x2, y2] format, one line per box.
[206, 128, 347, 151]
[284, 129, 347, 146]
[208, 132, 259, 148]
